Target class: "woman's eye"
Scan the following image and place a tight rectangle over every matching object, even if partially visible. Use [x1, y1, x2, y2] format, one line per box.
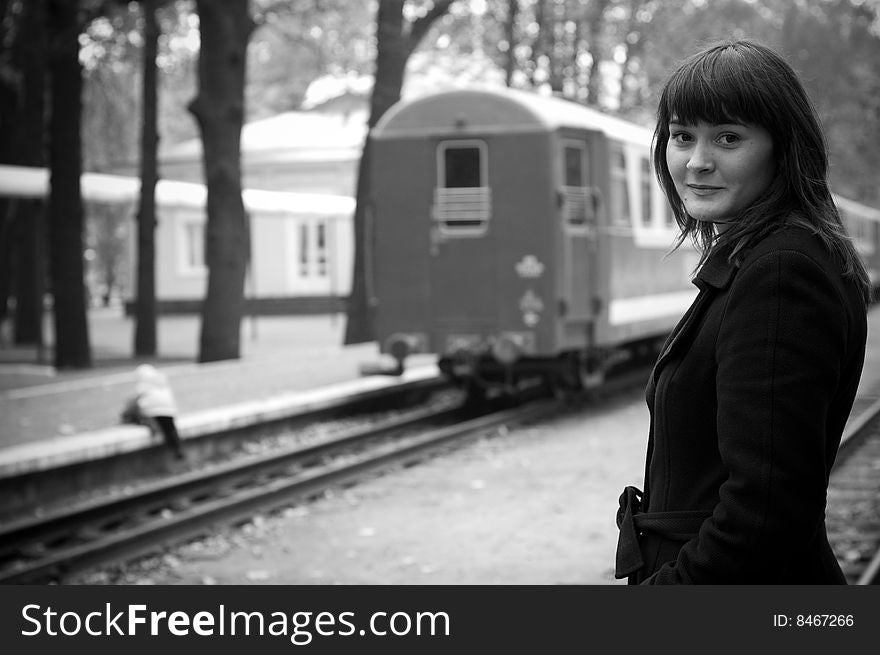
[670, 132, 692, 144]
[717, 133, 741, 145]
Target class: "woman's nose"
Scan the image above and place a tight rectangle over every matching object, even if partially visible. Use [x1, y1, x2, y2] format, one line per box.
[686, 142, 714, 173]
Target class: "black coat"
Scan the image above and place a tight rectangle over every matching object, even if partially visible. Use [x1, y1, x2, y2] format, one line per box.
[616, 225, 867, 584]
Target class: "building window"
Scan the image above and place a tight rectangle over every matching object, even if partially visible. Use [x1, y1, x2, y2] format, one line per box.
[182, 221, 205, 271]
[640, 157, 653, 226]
[432, 140, 491, 235]
[610, 146, 630, 225]
[298, 219, 329, 278]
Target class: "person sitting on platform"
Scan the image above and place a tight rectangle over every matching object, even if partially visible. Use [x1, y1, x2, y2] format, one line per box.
[121, 364, 185, 460]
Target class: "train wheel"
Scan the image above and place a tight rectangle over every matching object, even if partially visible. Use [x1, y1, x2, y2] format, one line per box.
[573, 352, 604, 391]
[545, 373, 576, 403]
[463, 380, 488, 409]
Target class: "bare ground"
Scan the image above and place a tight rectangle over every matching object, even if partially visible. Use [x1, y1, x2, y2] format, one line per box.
[73, 387, 650, 586]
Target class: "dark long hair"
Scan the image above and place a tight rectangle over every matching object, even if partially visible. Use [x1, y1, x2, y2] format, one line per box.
[653, 39, 871, 302]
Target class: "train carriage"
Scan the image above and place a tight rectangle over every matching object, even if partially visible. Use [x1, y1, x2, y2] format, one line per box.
[370, 87, 700, 394]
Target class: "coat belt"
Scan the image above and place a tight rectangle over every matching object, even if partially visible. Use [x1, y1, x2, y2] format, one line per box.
[615, 485, 713, 579]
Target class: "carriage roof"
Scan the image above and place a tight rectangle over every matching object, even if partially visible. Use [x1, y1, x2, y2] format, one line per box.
[372, 86, 655, 147]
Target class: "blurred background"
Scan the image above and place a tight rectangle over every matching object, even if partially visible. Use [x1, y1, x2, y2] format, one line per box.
[1, 0, 879, 370]
[2, 0, 880, 587]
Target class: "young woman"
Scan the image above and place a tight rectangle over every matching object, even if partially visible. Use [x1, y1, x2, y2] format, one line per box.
[615, 40, 870, 584]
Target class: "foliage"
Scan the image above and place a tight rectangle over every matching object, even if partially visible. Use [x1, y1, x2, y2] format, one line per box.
[81, 0, 197, 170]
[247, 0, 376, 118]
[74, 0, 880, 208]
[2, 0, 880, 365]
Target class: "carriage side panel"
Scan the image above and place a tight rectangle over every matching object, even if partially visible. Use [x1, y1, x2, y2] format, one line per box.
[372, 136, 436, 354]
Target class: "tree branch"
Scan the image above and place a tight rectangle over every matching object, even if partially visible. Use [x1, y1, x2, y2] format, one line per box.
[406, 0, 457, 53]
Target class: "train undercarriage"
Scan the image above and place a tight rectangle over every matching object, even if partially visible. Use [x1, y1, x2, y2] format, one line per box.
[436, 335, 666, 404]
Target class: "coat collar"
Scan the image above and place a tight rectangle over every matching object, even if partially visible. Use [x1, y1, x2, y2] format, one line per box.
[649, 245, 735, 389]
[694, 244, 738, 290]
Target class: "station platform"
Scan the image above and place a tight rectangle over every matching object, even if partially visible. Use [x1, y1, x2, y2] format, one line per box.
[1, 303, 879, 485]
[0, 308, 437, 479]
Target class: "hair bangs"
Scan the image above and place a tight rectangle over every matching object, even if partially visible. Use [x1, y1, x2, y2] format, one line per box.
[660, 46, 771, 129]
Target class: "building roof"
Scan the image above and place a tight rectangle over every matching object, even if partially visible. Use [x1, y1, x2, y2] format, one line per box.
[160, 109, 368, 165]
[0, 164, 354, 215]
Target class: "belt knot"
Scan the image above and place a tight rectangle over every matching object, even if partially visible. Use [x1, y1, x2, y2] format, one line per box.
[615, 486, 644, 579]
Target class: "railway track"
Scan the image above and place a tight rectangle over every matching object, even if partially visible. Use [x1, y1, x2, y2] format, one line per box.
[0, 393, 558, 584]
[827, 396, 880, 585]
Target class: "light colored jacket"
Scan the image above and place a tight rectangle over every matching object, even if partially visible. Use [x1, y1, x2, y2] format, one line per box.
[135, 364, 178, 418]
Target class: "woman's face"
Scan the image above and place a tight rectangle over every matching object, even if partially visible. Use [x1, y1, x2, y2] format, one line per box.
[665, 121, 775, 228]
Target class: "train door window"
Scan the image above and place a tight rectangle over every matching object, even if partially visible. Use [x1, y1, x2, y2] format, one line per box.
[564, 143, 585, 187]
[561, 139, 594, 233]
[433, 140, 491, 236]
[640, 157, 653, 226]
[299, 224, 310, 276]
[317, 222, 328, 276]
[609, 145, 630, 226]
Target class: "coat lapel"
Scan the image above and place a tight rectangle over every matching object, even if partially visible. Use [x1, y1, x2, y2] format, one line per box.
[650, 286, 711, 383]
[650, 247, 738, 383]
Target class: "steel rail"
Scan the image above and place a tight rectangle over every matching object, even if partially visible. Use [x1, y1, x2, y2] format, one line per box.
[0, 399, 558, 584]
[0, 403, 463, 579]
[835, 395, 880, 467]
[0, 404, 458, 551]
[856, 547, 880, 586]
[829, 395, 880, 585]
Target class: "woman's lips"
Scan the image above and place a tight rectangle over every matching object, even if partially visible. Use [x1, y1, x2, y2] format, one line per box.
[687, 184, 723, 196]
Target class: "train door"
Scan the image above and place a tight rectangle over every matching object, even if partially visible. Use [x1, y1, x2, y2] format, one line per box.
[428, 139, 495, 337]
[559, 136, 598, 326]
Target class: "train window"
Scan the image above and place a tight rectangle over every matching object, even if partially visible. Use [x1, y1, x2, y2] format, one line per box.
[564, 144, 585, 187]
[640, 157, 652, 226]
[610, 146, 630, 225]
[443, 146, 482, 188]
[433, 140, 491, 235]
[299, 224, 309, 276]
[561, 140, 594, 233]
[317, 222, 327, 276]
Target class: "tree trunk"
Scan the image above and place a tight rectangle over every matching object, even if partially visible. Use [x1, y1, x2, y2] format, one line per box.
[0, 200, 17, 329]
[190, 0, 254, 363]
[344, 0, 407, 346]
[584, 0, 609, 107]
[0, 0, 47, 345]
[504, 0, 519, 87]
[46, 0, 90, 369]
[13, 200, 46, 347]
[134, 0, 159, 357]
[529, 0, 548, 88]
[344, 0, 456, 345]
[616, 0, 644, 112]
